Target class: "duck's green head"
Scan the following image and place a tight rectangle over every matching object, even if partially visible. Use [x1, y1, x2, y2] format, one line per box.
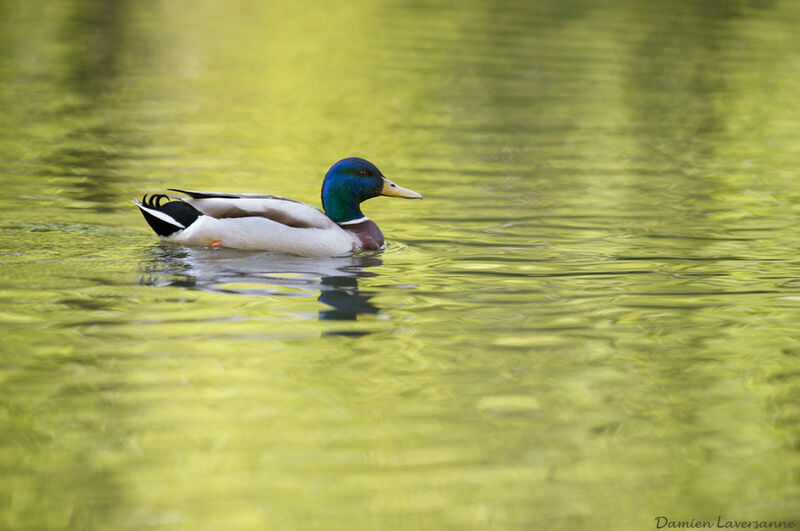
[321, 157, 422, 224]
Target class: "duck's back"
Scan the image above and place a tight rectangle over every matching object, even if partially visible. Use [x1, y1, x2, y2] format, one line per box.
[185, 196, 335, 229]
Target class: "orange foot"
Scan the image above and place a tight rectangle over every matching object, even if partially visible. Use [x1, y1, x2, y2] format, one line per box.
[209, 241, 222, 248]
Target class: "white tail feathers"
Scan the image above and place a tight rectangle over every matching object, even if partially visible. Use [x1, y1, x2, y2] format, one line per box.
[132, 199, 186, 229]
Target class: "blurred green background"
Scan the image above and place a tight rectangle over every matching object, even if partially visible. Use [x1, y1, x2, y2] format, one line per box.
[2, 0, 800, 529]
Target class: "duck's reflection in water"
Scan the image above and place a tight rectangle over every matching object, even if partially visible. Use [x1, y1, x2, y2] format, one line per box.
[140, 245, 382, 321]
[318, 276, 379, 320]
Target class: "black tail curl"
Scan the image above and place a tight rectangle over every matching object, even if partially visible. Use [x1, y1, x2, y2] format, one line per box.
[137, 194, 202, 237]
[141, 193, 172, 209]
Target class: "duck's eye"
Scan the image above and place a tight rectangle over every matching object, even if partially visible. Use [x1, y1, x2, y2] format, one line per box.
[357, 169, 369, 176]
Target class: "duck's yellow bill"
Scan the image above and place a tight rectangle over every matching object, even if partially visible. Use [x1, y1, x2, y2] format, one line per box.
[381, 178, 422, 199]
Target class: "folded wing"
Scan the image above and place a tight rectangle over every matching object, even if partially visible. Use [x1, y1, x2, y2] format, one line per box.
[170, 189, 335, 230]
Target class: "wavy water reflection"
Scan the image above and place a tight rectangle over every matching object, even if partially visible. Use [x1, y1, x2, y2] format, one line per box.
[140, 244, 383, 321]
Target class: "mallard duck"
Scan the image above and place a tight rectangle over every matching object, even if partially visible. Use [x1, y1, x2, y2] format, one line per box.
[134, 157, 422, 257]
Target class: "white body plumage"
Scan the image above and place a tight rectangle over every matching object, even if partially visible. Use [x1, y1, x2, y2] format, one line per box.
[136, 195, 361, 257]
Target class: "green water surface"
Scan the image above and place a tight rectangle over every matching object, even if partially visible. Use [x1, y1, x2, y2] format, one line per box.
[2, 0, 800, 529]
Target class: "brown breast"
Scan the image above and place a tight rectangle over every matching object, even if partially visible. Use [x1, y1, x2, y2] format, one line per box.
[339, 219, 384, 251]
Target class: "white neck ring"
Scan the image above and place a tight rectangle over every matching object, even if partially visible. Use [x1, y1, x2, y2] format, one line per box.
[338, 216, 370, 225]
